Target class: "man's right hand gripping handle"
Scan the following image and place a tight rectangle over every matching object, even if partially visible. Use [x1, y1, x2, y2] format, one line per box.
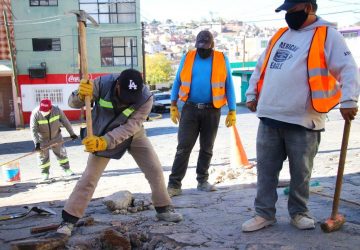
[78, 79, 93, 101]
[170, 106, 180, 124]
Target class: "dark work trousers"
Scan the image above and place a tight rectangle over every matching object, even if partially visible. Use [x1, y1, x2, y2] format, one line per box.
[168, 103, 221, 188]
[255, 121, 321, 220]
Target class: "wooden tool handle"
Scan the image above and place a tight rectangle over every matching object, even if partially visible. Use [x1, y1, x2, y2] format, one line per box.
[30, 224, 60, 234]
[78, 21, 93, 137]
[331, 120, 351, 219]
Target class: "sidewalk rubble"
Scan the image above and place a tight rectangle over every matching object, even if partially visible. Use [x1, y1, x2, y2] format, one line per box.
[0, 107, 359, 249]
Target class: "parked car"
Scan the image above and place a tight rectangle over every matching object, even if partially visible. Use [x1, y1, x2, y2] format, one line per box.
[152, 92, 171, 113]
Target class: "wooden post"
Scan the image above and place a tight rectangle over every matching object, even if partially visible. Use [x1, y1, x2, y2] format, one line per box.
[141, 22, 146, 84]
[3, 10, 24, 128]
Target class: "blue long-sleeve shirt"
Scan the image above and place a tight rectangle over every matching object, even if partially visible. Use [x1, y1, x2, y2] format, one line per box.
[171, 52, 236, 111]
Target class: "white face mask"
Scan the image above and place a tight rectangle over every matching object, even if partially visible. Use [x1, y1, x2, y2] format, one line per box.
[40, 111, 50, 116]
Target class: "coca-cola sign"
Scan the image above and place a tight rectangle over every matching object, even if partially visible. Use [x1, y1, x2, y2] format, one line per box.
[66, 74, 92, 83]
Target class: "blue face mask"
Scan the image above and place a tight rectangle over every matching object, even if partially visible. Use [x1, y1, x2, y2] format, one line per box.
[285, 9, 308, 30]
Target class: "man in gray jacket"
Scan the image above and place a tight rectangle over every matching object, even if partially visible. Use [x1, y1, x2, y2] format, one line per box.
[57, 69, 182, 236]
[30, 99, 78, 181]
[242, 0, 359, 232]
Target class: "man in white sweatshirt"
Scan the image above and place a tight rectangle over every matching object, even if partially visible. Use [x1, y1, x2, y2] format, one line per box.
[242, 0, 359, 232]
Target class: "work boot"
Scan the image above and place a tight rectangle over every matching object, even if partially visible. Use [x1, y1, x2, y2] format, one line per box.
[290, 214, 315, 230]
[155, 206, 183, 223]
[56, 221, 75, 236]
[197, 181, 217, 192]
[64, 168, 75, 177]
[42, 173, 49, 181]
[167, 187, 182, 197]
[242, 215, 277, 232]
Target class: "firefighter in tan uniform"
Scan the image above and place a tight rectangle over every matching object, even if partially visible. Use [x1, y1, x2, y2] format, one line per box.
[30, 99, 78, 181]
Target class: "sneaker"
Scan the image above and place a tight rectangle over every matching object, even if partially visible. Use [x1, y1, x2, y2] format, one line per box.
[64, 169, 75, 176]
[290, 214, 315, 230]
[42, 173, 49, 181]
[56, 221, 75, 236]
[167, 187, 182, 197]
[156, 211, 183, 223]
[197, 181, 217, 192]
[242, 215, 277, 232]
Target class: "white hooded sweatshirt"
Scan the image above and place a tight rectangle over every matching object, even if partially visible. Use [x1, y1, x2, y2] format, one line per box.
[246, 17, 360, 130]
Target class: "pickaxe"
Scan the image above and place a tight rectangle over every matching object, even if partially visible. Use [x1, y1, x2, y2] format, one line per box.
[70, 10, 98, 138]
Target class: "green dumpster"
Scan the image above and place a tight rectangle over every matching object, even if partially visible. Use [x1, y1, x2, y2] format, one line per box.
[232, 69, 254, 103]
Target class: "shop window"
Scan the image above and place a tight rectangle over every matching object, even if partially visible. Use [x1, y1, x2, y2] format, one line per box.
[35, 89, 63, 105]
[100, 36, 137, 67]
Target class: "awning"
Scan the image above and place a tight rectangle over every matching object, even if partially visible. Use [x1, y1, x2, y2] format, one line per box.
[0, 60, 13, 77]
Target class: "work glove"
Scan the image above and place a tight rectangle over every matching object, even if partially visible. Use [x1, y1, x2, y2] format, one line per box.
[78, 79, 93, 101]
[82, 136, 107, 153]
[70, 134, 78, 141]
[225, 110, 236, 127]
[170, 106, 180, 124]
[35, 143, 41, 152]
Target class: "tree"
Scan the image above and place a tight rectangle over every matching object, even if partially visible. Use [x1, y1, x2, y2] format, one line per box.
[145, 53, 174, 85]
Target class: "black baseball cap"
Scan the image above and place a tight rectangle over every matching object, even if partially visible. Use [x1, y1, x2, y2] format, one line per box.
[275, 0, 316, 12]
[117, 69, 143, 104]
[195, 30, 214, 49]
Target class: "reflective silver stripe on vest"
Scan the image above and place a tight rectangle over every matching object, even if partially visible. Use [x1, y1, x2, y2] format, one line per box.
[308, 68, 329, 77]
[99, 98, 113, 109]
[179, 89, 187, 98]
[312, 86, 340, 99]
[181, 81, 191, 87]
[213, 94, 225, 101]
[212, 82, 225, 88]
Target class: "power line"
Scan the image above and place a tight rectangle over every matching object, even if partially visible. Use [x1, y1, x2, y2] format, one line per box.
[14, 27, 142, 41]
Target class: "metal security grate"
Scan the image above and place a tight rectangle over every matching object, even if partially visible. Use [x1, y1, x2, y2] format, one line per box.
[35, 89, 63, 105]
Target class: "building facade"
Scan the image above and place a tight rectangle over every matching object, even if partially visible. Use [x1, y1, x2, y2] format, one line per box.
[11, 0, 142, 124]
[0, 0, 19, 128]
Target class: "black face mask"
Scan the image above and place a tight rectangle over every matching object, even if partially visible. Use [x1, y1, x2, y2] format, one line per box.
[197, 48, 213, 59]
[285, 9, 308, 30]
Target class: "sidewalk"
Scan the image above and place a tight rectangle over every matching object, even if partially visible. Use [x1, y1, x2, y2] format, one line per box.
[0, 107, 359, 249]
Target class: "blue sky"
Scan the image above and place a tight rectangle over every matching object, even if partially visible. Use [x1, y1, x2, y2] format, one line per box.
[140, 0, 360, 28]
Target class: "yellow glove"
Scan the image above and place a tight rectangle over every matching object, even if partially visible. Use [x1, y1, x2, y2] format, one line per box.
[170, 106, 180, 124]
[82, 136, 107, 153]
[78, 79, 93, 101]
[225, 110, 236, 127]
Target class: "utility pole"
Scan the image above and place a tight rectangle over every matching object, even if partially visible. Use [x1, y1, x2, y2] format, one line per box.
[242, 35, 246, 68]
[141, 22, 146, 84]
[3, 10, 24, 128]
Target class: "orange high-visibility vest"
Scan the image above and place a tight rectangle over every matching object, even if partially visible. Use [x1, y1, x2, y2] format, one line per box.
[258, 26, 341, 113]
[179, 50, 227, 108]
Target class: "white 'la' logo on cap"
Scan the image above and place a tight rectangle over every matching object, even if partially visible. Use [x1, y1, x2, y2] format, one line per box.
[128, 79, 137, 90]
